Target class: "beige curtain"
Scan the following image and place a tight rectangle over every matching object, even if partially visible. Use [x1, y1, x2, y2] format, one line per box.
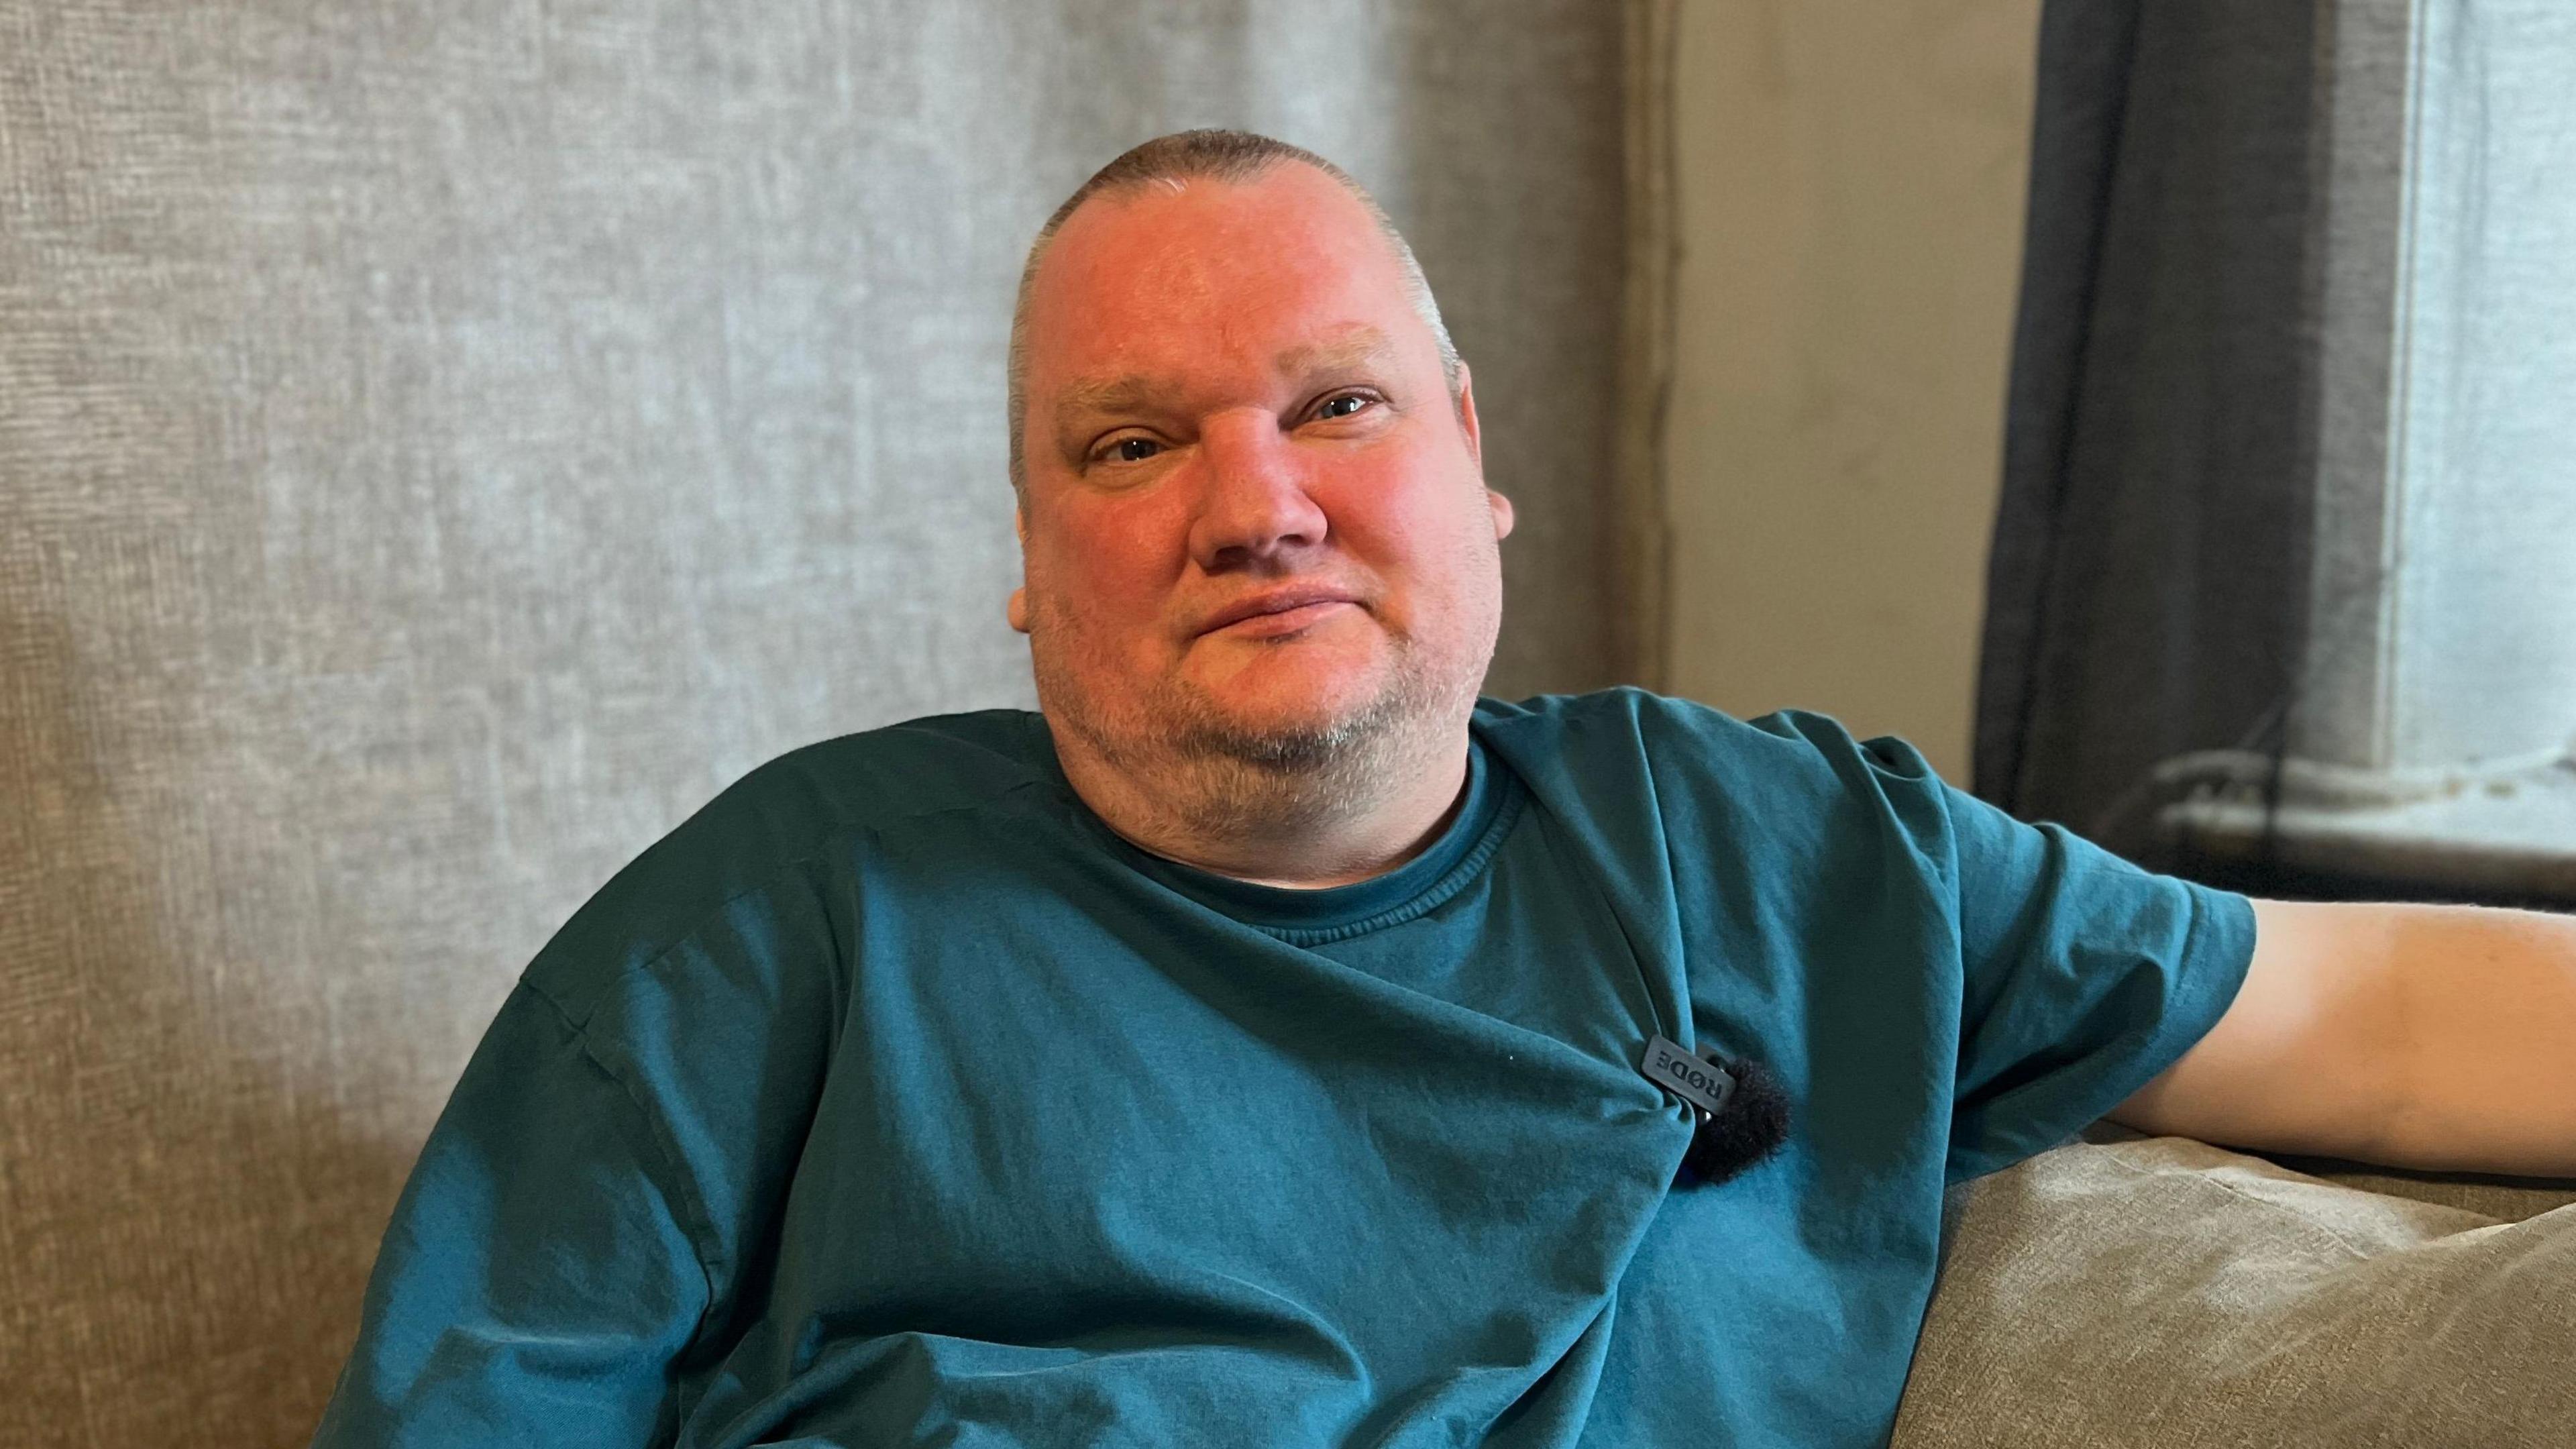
[0, 3, 1647, 1442]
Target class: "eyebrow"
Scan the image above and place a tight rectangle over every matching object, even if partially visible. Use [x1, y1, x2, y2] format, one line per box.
[1270, 325, 1401, 382]
[1054, 373, 1179, 425]
[1051, 325, 1404, 440]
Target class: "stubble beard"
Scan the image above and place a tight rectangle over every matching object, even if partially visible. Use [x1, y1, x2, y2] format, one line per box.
[1031, 611, 1480, 841]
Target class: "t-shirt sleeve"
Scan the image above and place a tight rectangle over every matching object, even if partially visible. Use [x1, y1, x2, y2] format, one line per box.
[309, 981, 712, 1447]
[1940, 780, 2258, 1185]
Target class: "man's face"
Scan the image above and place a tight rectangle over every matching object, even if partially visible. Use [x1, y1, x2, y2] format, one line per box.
[1009, 164, 1513, 775]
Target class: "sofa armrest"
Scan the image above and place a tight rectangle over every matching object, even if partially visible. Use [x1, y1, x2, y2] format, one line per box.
[1896, 1133, 2576, 1446]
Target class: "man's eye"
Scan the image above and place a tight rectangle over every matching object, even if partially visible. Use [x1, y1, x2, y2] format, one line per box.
[1316, 393, 1372, 420]
[1105, 437, 1161, 463]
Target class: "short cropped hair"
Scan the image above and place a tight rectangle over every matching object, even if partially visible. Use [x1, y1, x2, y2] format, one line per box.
[1005, 128, 1463, 498]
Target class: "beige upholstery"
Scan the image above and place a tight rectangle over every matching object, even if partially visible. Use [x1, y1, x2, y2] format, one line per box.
[1896, 1134, 2576, 1447]
[0, 4, 1631, 1443]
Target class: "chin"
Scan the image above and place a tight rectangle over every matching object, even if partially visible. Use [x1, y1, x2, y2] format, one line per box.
[1173, 653, 1440, 770]
[1196, 659, 1389, 733]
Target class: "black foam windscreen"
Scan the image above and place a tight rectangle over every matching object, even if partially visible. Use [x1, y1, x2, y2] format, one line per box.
[1676, 1053, 1791, 1187]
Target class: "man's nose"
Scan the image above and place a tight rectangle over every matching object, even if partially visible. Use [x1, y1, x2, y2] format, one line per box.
[1187, 411, 1328, 570]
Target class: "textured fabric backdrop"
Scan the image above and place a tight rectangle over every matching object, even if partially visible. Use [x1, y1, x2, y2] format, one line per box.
[0, 4, 1629, 1442]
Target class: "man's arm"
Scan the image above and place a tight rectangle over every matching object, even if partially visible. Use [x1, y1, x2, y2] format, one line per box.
[2106, 898, 2576, 1177]
[311, 983, 711, 1446]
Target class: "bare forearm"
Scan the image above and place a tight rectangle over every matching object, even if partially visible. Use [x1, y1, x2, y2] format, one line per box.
[2372, 901, 2576, 1176]
[2108, 897, 2576, 1175]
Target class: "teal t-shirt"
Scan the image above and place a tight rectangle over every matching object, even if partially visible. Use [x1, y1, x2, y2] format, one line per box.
[313, 690, 2256, 1448]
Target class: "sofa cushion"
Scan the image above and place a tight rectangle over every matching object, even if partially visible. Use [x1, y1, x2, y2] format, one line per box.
[1894, 1134, 2576, 1446]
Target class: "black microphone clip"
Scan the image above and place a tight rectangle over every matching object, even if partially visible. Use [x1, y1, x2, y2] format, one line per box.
[1640, 1033, 1790, 1187]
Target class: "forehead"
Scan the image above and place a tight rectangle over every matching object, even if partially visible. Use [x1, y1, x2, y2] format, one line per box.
[1021, 165, 1436, 392]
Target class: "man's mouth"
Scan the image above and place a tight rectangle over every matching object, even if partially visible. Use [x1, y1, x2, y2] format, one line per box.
[1195, 586, 1364, 637]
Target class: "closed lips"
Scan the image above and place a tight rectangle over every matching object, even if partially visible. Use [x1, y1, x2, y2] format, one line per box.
[1196, 588, 1361, 635]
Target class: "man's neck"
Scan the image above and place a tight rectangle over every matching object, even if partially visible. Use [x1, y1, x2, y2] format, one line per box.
[1049, 719, 1474, 890]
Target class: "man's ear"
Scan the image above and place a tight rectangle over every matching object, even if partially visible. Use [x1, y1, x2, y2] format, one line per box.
[1454, 361, 1483, 472]
[1455, 364, 1509, 541]
[1006, 505, 1032, 634]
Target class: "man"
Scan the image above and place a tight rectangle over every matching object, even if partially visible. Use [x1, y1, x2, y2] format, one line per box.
[313, 130, 2576, 1447]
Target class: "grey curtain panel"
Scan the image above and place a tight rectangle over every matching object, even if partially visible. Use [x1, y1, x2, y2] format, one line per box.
[0, 4, 1636, 1443]
[1972, 0, 2328, 861]
[1973, 0, 2576, 900]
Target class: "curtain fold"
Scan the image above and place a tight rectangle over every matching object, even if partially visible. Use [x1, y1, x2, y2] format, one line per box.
[1972, 0, 2326, 859]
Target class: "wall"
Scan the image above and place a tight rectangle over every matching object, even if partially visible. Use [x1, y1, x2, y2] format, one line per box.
[1661, 0, 2041, 781]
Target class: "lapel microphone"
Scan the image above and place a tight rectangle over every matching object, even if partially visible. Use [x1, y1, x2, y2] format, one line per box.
[1640, 1034, 1791, 1187]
